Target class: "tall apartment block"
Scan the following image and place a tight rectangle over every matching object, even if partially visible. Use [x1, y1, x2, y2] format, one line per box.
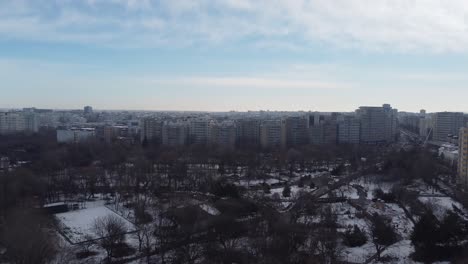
[285, 116, 309, 147]
[356, 104, 397, 144]
[458, 127, 468, 188]
[140, 117, 163, 143]
[236, 119, 261, 147]
[338, 116, 360, 144]
[419, 116, 433, 139]
[309, 113, 338, 145]
[0, 111, 38, 135]
[208, 121, 237, 149]
[162, 121, 188, 146]
[83, 106, 93, 115]
[260, 119, 286, 149]
[189, 118, 211, 145]
[432, 112, 464, 142]
[383, 104, 398, 142]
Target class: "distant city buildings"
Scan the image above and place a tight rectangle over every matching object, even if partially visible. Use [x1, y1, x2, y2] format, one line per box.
[84, 106, 93, 115]
[6, 103, 450, 149]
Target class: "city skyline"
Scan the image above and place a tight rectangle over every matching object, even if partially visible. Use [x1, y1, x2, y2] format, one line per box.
[2, 1, 468, 112]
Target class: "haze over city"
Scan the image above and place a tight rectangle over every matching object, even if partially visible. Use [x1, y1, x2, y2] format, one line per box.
[2, 0, 468, 112]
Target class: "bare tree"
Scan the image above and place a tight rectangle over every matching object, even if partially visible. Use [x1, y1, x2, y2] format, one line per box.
[370, 213, 398, 260]
[316, 207, 340, 264]
[93, 215, 128, 263]
[1, 209, 57, 264]
[135, 224, 153, 264]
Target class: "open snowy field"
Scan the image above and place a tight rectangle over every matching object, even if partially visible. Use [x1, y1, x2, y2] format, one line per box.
[56, 201, 137, 244]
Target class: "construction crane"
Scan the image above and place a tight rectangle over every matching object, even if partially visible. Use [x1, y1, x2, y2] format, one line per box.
[423, 127, 433, 147]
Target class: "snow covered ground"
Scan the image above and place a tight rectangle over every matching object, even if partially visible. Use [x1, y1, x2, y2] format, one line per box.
[418, 196, 467, 220]
[56, 200, 137, 244]
[350, 176, 394, 199]
[335, 185, 360, 199]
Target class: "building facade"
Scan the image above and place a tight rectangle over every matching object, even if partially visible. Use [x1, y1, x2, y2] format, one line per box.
[356, 104, 397, 144]
[140, 117, 163, 143]
[162, 121, 188, 146]
[0, 111, 38, 135]
[432, 112, 464, 142]
[189, 118, 211, 145]
[57, 128, 95, 143]
[260, 119, 286, 149]
[236, 119, 260, 147]
[458, 127, 468, 188]
[208, 121, 237, 149]
[285, 116, 309, 147]
[338, 116, 360, 144]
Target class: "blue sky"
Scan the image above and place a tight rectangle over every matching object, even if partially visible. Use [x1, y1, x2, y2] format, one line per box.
[1, 0, 468, 112]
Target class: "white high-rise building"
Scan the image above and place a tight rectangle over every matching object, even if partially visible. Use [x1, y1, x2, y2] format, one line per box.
[0, 111, 38, 135]
[57, 128, 95, 143]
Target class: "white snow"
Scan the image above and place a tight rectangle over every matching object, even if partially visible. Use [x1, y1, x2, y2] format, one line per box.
[199, 204, 220, 216]
[418, 196, 466, 219]
[56, 201, 136, 244]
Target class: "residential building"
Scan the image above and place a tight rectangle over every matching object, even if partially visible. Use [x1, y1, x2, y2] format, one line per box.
[260, 119, 286, 149]
[236, 119, 260, 147]
[162, 121, 188, 146]
[208, 121, 237, 149]
[84, 106, 93, 115]
[103, 125, 129, 143]
[189, 118, 211, 145]
[285, 116, 309, 147]
[309, 114, 338, 145]
[57, 128, 95, 143]
[433, 112, 464, 142]
[0, 111, 38, 135]
[140, 117, 163, 143]
[356, 104, 397, 144]
[419, 116, 433, 139]
[458, 127, 468, 188]
[338, 116, 360, 144]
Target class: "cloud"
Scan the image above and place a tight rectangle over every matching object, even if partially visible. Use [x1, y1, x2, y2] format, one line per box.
[1, 0, 468, 52]
[150, 76, 348, 90]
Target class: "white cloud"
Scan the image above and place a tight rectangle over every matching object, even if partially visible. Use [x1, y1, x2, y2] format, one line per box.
[150, 76, 348, 90]
[1, 0, 468, 51]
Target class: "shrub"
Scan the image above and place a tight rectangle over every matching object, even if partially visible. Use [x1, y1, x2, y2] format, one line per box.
[343, 225, 367, 247]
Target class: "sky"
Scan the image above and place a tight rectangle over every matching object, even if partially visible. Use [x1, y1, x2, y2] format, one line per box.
[1, 0, 468, 112]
